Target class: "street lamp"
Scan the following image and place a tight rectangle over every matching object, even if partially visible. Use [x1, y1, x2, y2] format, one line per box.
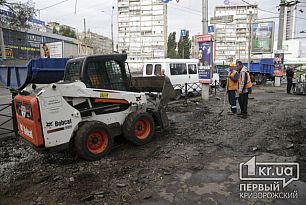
[101, 6, 114, 53]
[300, 30, 306, 33]
[101, 6, 115, 52]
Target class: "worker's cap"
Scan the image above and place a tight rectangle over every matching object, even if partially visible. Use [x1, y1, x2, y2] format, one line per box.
[229, 63, 235, 67]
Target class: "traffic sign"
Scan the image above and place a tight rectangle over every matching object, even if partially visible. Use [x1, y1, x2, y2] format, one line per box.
[180, 29, 187, 38]
[208, 25, 214, 33]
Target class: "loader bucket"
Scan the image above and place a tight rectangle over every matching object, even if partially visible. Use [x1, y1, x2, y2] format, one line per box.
[130, 76, 175, 108]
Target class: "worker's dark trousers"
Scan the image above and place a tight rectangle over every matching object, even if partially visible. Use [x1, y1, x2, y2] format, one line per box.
[238, 93, 249, 116]
[228, 90, 237, 113]
[287, 77, 293, 93]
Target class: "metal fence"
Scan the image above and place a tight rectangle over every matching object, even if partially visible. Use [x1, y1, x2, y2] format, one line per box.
[173, 81, 221, 105]
[0, 102, 14, 136]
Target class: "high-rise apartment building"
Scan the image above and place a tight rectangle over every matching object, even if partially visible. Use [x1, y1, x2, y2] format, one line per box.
[117, 0, 167, 71]
[213, 4, 258, 64]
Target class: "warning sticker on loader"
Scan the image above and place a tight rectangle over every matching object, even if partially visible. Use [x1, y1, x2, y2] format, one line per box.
[100, 92, 109, 98]
[41, 96, 62, 110]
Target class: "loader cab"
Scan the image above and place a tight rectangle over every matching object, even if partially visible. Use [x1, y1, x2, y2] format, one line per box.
[64, 54, 130, 91]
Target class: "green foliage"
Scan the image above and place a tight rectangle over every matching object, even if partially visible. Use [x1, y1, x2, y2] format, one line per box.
[0, 0, 36, 28]
[167, 32, 178, 58]
[55, 25, 77, 39]
[52, 27, 58, 34]
[178, 30, 191, 59]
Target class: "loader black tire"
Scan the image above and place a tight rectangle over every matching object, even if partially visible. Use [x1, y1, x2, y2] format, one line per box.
[123, 112, 155, 146]
[74, 121, 113, 161]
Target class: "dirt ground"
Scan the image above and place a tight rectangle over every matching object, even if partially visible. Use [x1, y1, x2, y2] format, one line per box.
[0, 85, 306, 205]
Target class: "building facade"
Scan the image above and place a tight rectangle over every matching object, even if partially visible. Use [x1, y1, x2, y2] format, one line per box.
[46, 22, 77, 34]
[78, 32, 113, 55]
[117, 0, 167, 72]
[2, 28, 79, 59]
[213, 4, 258, 65]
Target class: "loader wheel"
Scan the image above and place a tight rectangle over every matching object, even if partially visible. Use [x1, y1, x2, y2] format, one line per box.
[74, 121, 113, 161]
[123, 112, 155, 145]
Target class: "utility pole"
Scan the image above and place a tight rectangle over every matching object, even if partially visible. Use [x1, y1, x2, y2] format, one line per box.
[111, 6, 114, 53]
[0, 25, 5, 59]
[83, 18, 86, 34]
[83, 18, 87, 55]
[202, 0, 208, 34]
[277, 0, 286, 50]
[201, 0, 209, 101]
[248, 11, 253, 70]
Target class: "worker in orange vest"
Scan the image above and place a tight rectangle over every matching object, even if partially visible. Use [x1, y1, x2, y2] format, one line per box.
[227, 63, 239, 114]
[236, 61, 252, 119]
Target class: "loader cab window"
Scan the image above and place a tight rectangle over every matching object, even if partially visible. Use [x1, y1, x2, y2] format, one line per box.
[86, 60, 127, 91]
[64, 61, 82, 81]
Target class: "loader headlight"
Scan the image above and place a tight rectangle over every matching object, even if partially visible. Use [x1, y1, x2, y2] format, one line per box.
[15, 101, 33, 120]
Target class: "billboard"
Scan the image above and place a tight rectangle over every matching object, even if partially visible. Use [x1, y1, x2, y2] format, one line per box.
[199, 42, 211, 66]
[40, 42, 63, 58]
[196, 34, 213, 84]
[251, 22, 274, 54]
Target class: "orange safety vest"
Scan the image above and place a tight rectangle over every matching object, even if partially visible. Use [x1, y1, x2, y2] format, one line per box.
[227, 70, 239, 91]
[239, 69, 252, 89]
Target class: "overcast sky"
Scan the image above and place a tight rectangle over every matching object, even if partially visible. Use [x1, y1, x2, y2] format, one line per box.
[23, 0, 306, 42]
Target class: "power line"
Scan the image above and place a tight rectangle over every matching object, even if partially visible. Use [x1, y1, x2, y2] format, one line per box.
[39, 0, 71, 11]
[241, 0, 279, 15]
[168, 2, 202, 14]
[46, 1, 114, 20]
[167, 5, 202, 16]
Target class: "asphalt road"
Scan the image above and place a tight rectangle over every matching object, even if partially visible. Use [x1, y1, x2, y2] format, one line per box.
[0, 86, 14, 139]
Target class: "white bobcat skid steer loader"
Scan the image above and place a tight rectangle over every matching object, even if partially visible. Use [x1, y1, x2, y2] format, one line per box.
[14, 54, 175, 160]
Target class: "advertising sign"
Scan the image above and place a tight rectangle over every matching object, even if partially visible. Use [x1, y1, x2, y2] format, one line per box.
[210, 15, 234, 24]
[274, 52, 284, 77]
[251, 22, 274, 54]
[196, 34, 213, 84]
[198, 66, 211, 84]
[40, 42, 63, 58]
[196, 34, 212, 43]
[198, 42, 211, 66]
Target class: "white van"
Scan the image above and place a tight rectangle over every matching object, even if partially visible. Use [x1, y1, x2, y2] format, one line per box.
[143, 59, 201, 98]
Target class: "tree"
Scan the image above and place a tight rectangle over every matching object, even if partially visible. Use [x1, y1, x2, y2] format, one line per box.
[56, 26, 77, 39]
[178, 31, 191, 59]
[167, 32, 178, 58]
[52, 26, 58, 34]
[0, 0, 36, 59]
